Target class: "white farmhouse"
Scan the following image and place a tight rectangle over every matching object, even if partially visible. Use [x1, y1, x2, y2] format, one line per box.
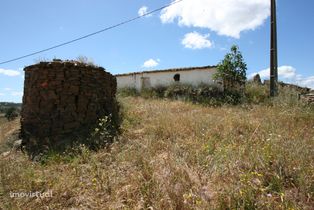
[115, 65, 218, 90]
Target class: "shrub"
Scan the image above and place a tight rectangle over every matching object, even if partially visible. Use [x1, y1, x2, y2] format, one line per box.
[164, 83, 194, 100]
[272, 85, 301, 107]
[117, 87, 139, 97]
[76, 55, 96, 66]
[244, 82, 311, 107]
[222, 89, 244, 105]
[140, 88, 158, 99]
[117, 86, 167, 99]
[245, 83, 269, 104]
[4, 107, 19, 121]
[117, 83, 244, 106]
[86, 115, 117, 150]
[151, 85, 167, 98]
[117, 81, 311, 108]
[162, 83, 245, 106]
[191, 84, 224, 105]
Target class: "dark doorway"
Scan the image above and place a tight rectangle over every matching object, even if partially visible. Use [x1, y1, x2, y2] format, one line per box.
[141, 77, 151, 89]
[173, 74, 180, 82]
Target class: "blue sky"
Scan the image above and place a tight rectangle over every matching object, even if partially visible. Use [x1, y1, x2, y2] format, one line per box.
[1, 0, 313, 102]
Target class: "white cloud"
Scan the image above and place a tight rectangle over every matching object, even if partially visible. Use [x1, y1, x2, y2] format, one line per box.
[278, 66, 297, 79]
[0, 88, 24, 97]
[182, 32, 212, 49]
[249, 66, 297, 79]
[142, 59, 160, 68]
[160, 0, 270, 38]
[0, 68, 21, 76]
[11, 91, 23, 96]
[138, 6, 152, 17]
[297, 76, 314, 89]
[250, 66, 314, 89]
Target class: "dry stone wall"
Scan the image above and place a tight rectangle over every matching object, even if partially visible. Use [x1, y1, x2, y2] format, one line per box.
[21, 60, 118, 154]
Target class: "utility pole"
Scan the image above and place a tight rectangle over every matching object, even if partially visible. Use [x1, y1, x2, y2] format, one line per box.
[270, 0, 278, 97]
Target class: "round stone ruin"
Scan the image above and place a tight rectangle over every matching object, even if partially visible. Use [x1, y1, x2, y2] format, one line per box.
[20, 60, 119, 157]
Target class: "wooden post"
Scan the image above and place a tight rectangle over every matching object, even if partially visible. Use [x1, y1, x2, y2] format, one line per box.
[270, 0, 278, 97]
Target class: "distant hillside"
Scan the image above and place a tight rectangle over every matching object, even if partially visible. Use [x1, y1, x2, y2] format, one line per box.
[0, 102, 22, 113]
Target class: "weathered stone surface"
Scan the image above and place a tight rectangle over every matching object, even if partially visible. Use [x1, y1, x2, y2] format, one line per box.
[21, 60, 118, 156]
[253, 74, 262, 85]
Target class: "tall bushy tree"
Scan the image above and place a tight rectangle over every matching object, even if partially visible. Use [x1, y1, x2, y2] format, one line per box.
[214, 45, 247, 90]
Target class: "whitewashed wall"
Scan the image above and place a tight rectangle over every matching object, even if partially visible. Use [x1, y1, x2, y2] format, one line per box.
[116, 67, 217, 90]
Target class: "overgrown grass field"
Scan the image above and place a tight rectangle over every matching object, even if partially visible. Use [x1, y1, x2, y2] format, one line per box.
[0, 96, 313, 209]
[0, 116, 19, 148]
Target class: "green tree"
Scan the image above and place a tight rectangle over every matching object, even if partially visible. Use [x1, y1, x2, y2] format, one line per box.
[5, 107, 19, 121]
[214, 45, 247, 90]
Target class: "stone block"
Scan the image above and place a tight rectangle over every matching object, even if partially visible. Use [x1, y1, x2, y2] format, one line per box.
[21, 60, 118, 155]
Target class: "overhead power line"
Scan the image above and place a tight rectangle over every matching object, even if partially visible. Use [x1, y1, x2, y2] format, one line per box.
[0, 0, 184, 65]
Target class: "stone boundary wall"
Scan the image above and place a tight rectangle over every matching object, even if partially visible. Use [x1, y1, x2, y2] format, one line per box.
[300, 93, 314, 104]
[21, 60, 117, 153]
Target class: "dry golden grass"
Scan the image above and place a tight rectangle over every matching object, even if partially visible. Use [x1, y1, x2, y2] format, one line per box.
[0, 116, 20, 145]
[0, 97, 313, 209]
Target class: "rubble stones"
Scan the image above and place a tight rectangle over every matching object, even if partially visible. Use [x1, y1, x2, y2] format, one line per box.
[253, 74, 262, 85]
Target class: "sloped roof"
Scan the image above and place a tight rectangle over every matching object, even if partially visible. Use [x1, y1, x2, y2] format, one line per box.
[115, 65, 216, 77]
